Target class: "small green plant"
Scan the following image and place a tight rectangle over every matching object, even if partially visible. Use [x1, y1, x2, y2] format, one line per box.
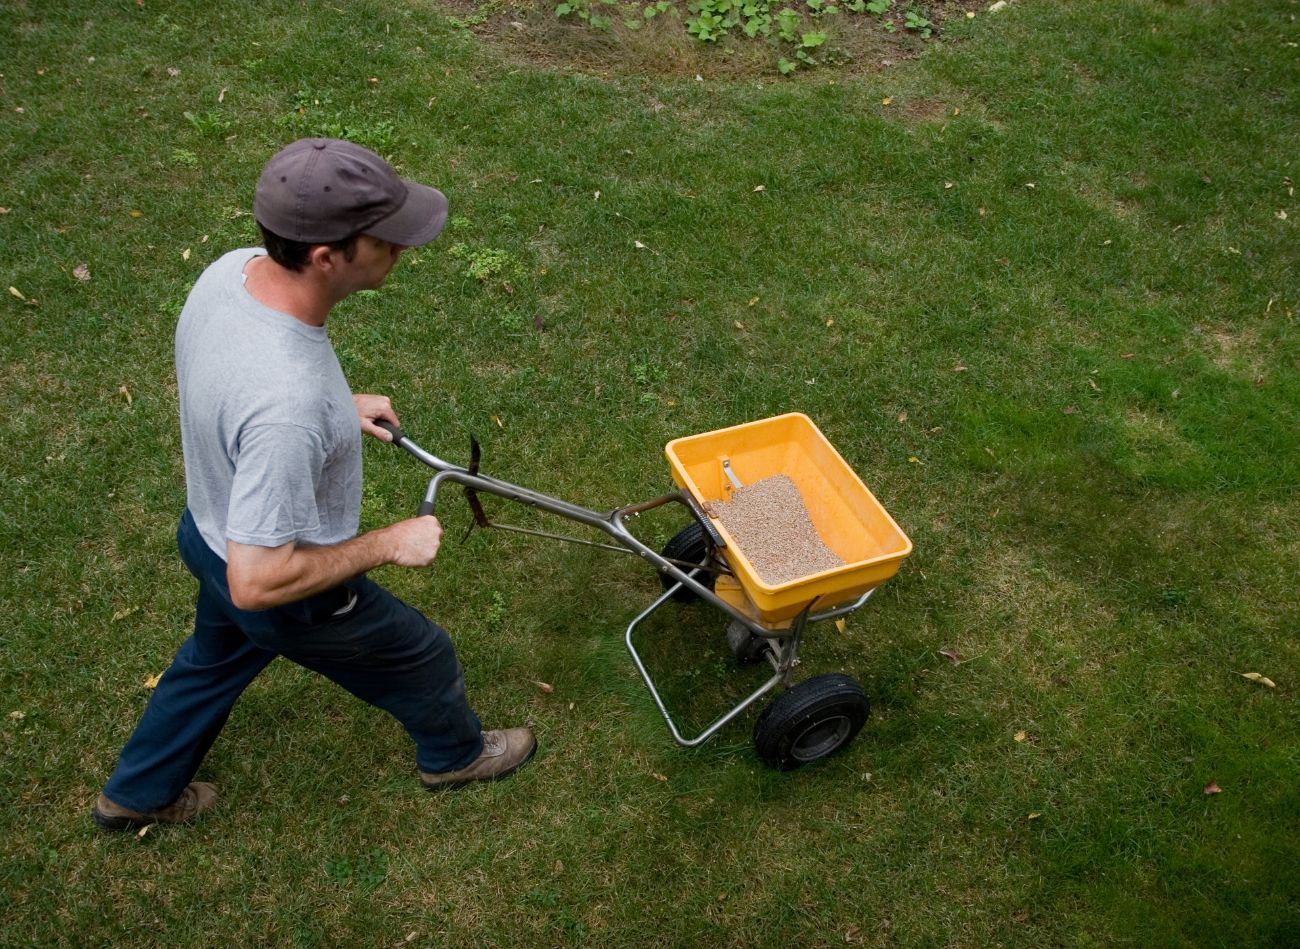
[445, 0, 504, 29]
[775, 6, 801, 41]
[277, 90, 398, 156]
[182, 110, 231, 138]
[170, 148, 199, 168]
[326, 849, 388, 887]
[484, 590, 508, 632]
[447, 243, 516, 282]
[556, 0, 618, 29]
[904, 8, 930, 36]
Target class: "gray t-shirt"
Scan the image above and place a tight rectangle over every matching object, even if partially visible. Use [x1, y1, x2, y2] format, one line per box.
[175, 248, 361, 559]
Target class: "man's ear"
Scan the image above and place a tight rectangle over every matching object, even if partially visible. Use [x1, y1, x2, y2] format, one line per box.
[306, 244, 339, 274]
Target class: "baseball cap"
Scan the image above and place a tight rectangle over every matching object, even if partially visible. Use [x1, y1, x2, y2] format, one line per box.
[254, 138, 448, 246]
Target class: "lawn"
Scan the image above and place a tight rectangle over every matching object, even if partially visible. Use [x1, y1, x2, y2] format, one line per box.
[1, 0, 1297, 945]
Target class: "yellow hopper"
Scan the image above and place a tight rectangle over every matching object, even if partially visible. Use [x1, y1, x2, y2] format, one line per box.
[666, 413, 913, 624]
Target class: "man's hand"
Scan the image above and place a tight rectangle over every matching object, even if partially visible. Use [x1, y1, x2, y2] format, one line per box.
[354, 393, 399, 442]
[383, 515, 443, 567]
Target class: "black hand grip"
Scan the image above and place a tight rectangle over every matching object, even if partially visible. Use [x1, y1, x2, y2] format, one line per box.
[375, 419, 407, 445]
[417, 500, 435, 517]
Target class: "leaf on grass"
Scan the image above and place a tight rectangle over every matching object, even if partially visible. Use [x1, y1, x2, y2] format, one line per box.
[136, 822, 154, 838]
[634, 240, 648, 250]
[73, 264, 91, 282]
[533, 680, 554, 694]
[939, 648, 962, 664]
[881, 97, 892, 106]
[533, 313, 544, 333]
[752, 185, 765, 193]
[1063, 405, 1078, 415]
[1204, 781, 1221, 795]
[944, 182, 954, 190]
[825, 318, 833, 327]
[908, 456, 920, 464]
[1027, 812, 1041, 820]
[144, 672, 163, 689]
[129, 209, 143, 218]
[8, 710, 25, 721]
[898, 410, 908, 423]
[119, 385, 132, 406]
[594, 190, 600, 201]
[1240, 672, 1276, 688]
[111, 606, 139, 622]
[1275, 209, 1288, 221]
[492, 415, 504, 428]
[1014, 730, 1027, 742]
[651, 772, 668, 782]
[0, 207, 11, 214]
[734, 320, 746, 330]
[9, 286, 27, 301]
[835, 618, 847, 633]
[747, 296, 760, 306]
[953, 364, 968, 372]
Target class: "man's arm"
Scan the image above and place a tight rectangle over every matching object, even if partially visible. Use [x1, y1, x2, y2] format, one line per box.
[226, 515, 442, 611]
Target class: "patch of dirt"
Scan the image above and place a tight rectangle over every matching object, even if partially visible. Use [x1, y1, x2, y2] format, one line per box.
[443, 0, 988, 79]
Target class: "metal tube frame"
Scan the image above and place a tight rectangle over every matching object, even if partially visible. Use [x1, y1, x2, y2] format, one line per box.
[389, 429, 880, 748]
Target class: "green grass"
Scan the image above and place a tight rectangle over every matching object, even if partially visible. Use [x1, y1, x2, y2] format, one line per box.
[2, 0, 1297, 944]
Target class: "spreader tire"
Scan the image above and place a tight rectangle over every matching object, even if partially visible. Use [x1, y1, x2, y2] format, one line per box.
[658, 522, 716, 603]
[726, 620, 771, 666]
[753, 674, 870, 770]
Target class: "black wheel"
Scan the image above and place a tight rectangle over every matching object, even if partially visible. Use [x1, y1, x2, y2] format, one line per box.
[658, 521, 716, 603]
[753, 673, 870, 770]
[726, 620, 771, 666]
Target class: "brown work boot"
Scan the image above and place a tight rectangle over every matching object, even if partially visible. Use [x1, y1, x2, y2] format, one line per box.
[420, 728, 537, 791]
[91, 782, 219, 832]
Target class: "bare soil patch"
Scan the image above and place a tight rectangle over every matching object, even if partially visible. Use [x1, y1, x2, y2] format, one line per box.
[439, 0, 987, 79]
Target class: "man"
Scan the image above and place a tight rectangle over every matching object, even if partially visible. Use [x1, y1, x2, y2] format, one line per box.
[93, 138, 536, 831]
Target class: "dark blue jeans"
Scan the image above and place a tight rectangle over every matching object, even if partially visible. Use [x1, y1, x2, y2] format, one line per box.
[101, 510, 483, 811]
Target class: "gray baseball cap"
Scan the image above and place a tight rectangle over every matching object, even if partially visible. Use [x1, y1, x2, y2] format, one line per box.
[254, 138, 448, 246]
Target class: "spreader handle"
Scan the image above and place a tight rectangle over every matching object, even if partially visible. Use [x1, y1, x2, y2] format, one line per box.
[374, 418, 408, 446]
[374, 420, 435, 516]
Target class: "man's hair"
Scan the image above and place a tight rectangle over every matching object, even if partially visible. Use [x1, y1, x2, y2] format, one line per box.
[258, 223, 358, 272]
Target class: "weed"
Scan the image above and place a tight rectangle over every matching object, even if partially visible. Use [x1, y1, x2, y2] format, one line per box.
[484, 590, 508, 632]
[277, 90, 398, 156]
[170, 147, 199, 168]
[325, 849, 389, 887]
[447, 243, 517, 282]
[549, 0, 936, 72]
[182, 110, 231, 138]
